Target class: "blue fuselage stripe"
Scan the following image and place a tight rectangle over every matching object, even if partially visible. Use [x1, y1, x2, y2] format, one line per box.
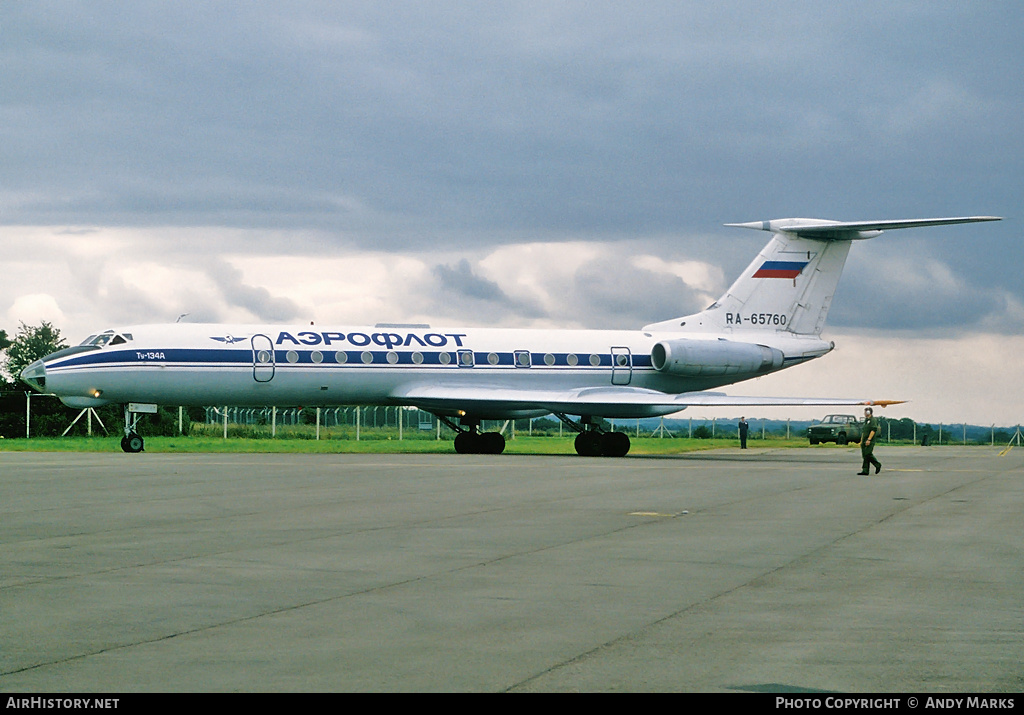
[48, 348, 652, 371]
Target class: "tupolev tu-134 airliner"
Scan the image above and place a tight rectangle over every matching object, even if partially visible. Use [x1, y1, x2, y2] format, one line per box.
[21, 216, 1000, 455]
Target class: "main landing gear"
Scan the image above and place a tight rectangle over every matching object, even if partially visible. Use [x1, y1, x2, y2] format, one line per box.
[120, 405, 145, 453]
[554, 413, 631, 457]
[437, 415, 506, 455]
[454, 430, 506, 455]
[436, 412, 629, 457]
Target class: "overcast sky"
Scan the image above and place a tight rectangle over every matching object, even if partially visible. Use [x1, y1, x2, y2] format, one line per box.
[2, 2, 1021, 425]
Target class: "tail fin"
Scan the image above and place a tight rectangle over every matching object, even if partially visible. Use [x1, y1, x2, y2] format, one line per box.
[644, 216, 1000, 336]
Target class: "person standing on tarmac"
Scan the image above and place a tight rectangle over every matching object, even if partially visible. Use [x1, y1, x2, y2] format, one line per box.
[738, 416, 749, 449]
[858, 407, 882, 475]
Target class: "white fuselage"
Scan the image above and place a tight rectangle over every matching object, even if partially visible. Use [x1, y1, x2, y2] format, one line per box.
[35, 322, 833, 419]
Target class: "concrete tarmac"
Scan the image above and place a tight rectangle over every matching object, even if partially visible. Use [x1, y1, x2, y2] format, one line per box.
[1, 446, 1021, 692]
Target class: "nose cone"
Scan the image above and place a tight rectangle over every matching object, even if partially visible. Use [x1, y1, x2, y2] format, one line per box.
[21, 359, 47, 392]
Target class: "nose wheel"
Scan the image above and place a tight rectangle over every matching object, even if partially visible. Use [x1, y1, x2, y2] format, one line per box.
[121, 406, 145, 452]
[120, 432, 145, 453]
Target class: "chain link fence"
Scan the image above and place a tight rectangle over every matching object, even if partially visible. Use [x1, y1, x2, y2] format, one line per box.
[2, 391, 1021, 446]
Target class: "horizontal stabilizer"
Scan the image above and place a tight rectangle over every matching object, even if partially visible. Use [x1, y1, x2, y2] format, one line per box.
[726, 216, 1001, 240]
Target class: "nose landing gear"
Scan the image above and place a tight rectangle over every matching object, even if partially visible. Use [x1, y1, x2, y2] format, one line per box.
[120, 404, 151, 453]
[121, 432, 144, 453]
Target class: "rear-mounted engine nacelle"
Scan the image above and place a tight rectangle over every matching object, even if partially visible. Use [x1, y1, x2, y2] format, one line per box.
[651, 338, 783, 377]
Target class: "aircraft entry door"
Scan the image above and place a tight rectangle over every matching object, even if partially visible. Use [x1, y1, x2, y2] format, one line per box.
[252, 334, 276, 383]
[611, 346, 632, 385]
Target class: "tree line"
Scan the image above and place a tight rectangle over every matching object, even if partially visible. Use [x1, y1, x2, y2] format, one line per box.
[1, 321, 70, 437]
[0, 321, 66, 387]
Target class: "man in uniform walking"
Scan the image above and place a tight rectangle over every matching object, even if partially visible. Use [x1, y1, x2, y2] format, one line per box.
[858, 406, 881, 475]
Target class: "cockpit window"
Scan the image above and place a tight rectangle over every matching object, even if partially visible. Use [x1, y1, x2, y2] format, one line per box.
[79, 331, 132, 348]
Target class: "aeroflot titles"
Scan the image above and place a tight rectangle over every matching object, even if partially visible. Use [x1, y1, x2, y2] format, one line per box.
[275, 331, 469, 349]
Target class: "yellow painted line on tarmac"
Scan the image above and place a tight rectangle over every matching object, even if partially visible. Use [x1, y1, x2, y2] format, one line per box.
[998, 445, 1013, 457]
[629, 511, 685, 518]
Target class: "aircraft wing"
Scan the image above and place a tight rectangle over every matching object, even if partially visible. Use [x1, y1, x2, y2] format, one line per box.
[392, 383, 902, 419]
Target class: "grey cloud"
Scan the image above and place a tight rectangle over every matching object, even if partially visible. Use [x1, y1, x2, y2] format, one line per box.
[433, 259, 508, 303]
[205, 260, 301, 322]
[427, 252, 708, 331]
[829, 251, 1022, 333]
[3, 3, 1019, 232]
[567, 256, 708, 329]
[430, 259, 546, 323]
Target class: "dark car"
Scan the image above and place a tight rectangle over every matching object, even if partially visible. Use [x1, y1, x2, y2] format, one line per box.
[807, 414, 862, 445]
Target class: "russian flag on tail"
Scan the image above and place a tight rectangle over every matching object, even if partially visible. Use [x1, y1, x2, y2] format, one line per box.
[753, 260, 808, 279]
